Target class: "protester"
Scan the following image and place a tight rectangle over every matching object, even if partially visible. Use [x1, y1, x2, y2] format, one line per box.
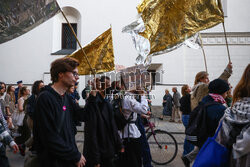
[33, 57, 90, 167]
[82, 80, 92, 101]
[182, 79, 230, 167]
[0, 82, 9, 117]
[190, 62, 232, 110]
[5, 85, 16, 115]
[69, 82, 80, 103]
[15, 86, 31, 156]
[0, 105, 19, 167]
[217, 64, 250, 167]
[135, 93, 153, 167]
[160, 89, 173, 120]
[15, 80, 23, 104]
[171, 87, 181, 123]
[118, 85, 150, 167]
[4, 85, 15, 130]
[100, 76, 112, 101]
[24, 80, 44, 151]
[69, 84, 80, 104]
[180, 85, 194, 156]
[83, 78, 123, 167]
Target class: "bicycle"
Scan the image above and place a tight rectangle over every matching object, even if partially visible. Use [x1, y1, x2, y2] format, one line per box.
[145, 115, 178, 165]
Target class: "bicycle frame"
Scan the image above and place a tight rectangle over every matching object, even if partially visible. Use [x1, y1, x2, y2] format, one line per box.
[145, 119, 162, 148]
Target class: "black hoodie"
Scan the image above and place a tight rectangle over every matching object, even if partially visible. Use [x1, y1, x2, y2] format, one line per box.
[33, 85, 90, 167]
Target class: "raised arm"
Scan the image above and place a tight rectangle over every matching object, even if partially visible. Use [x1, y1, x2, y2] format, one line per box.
[219, 62, 233, 81]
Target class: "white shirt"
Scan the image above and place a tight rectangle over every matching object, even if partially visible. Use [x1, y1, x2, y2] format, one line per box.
[119, 92, 149, 139]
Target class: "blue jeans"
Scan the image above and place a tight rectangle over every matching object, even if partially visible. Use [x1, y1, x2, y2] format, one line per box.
[137, 117, 152, 167]
[182, 115, 194, 156]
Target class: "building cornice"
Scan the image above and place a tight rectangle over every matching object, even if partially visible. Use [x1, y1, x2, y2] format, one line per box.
[201, 32, 250, 45]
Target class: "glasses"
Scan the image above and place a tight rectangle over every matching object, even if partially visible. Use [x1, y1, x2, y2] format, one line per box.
[72, 71, 79, 77]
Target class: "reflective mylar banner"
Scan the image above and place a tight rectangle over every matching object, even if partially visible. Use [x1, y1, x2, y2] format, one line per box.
[68, 28, 115, 75]
[0, 0, 59, 44]
[123, 0, 223, 66]
[138, 0, 224, 55]
[123, 18, 201, 66]
[122, 17, 151, 67]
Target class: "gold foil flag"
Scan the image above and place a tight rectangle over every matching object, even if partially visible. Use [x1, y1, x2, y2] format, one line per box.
[138, 0, 224, 55]
[68, 28, 115, 75]
[0, 0, 59, 44]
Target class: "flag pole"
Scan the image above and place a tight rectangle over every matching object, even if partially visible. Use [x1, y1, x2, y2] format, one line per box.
[222, 22, 231, 62]
[198, 33, 208, 73]
[56, 2, 95, 75]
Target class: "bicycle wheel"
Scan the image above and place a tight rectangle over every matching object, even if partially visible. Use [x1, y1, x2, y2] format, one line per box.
[147, 129, 178, 165]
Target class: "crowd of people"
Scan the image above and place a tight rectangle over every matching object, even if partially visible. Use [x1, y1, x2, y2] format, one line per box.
[0, 57, 249, 167]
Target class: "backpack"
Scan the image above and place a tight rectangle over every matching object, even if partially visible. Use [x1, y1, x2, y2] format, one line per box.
[185, 101, 220, 147]
[111, 94, 132, 131]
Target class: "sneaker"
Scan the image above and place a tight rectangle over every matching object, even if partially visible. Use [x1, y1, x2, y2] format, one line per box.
[169, 119, 175, 122]
[181, 156, 190, 167]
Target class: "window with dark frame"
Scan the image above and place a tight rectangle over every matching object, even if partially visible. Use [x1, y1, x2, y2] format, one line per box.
[62, 23, 77, 50]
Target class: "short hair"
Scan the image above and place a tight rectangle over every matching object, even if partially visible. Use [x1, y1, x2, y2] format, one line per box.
[100, 76, 110, 89]
[100, 76, 110, 82]
[194, 71, 209, 85]
[32, 80, 44, 95]
[50, 57, 79, 83]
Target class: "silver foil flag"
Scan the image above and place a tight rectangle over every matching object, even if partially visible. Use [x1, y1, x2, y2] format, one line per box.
[0, 0, 59, 44]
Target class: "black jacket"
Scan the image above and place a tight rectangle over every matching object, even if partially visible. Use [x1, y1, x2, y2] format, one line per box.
[83, 93, 122, 166]
[180, 94, 191, 115]
[33, 86, 88, 167]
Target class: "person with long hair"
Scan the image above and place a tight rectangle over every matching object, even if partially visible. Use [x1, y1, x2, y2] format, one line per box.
[217, 64, 250, 167]
[24, 80, 44, 152]
[180, 85, 194, 156]
[5, 85, 16, 115]
[15, 86, 31, 156]
[191, 62, 233, 111]
[5, 85, 16, 130]
[0, 82, 9, 116]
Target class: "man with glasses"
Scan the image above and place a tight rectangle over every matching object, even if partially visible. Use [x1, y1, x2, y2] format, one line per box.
[33, 57, 96, 167]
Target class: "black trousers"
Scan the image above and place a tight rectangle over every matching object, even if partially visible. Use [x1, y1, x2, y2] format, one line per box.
[0, 145, 10, 167]
[85, 158, 115, 167]
[119, 138, 142, 167]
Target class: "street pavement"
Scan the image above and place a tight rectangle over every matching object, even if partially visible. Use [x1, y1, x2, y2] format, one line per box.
[7, 106, 187, 167]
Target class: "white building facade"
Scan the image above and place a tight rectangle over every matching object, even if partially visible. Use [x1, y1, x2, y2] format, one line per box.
[0, 0, 249, 106]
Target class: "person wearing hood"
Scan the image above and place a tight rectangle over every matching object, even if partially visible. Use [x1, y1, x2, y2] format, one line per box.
[33, 57, 94, 167]
[217, 64, 250, 167]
